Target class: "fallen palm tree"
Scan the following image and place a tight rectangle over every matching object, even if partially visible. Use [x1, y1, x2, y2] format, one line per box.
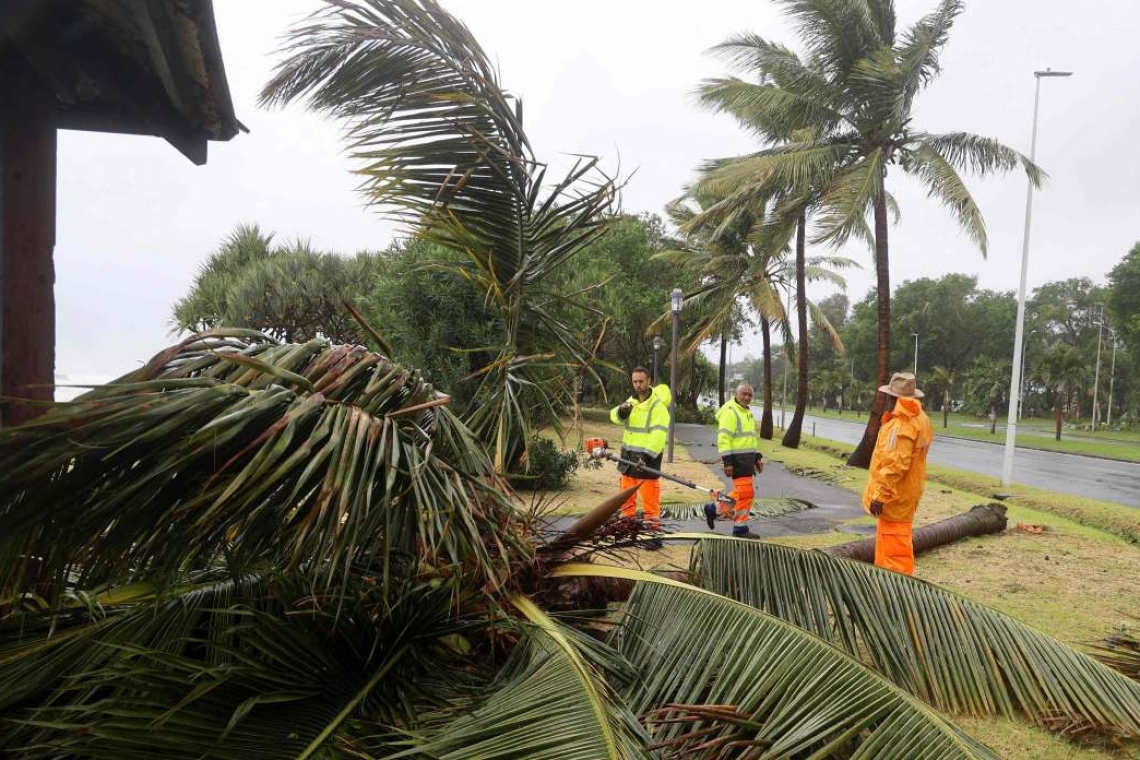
[824, 503, 1008, 563]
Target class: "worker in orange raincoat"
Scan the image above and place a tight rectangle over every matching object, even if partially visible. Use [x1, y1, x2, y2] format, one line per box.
[862, 372, 934, 575]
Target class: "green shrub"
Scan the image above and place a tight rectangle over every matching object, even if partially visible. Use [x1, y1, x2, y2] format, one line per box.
[509, 436, 581, 491]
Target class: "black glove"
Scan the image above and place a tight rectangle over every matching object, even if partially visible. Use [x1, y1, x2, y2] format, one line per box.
[617, 403, 632, 420]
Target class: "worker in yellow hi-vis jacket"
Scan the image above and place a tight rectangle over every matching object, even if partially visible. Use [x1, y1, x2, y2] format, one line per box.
[609, 366, 671, 529]
[707, 383, 763, 537]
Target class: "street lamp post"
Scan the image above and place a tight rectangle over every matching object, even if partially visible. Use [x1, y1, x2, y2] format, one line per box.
[652, 335, 661, 384]
[1091, 303, 1105, 429]
[911, 333, 919, 375]
[668, 288, 682, 463]
[1002, 68, 1072, 488]
[1107, 328, 1118, 427]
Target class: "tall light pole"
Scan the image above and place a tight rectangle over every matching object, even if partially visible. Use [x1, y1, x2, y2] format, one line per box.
[1091, 303, 1105, 429]
[1107, 327, 1118, 428]
[668, 288, 682, 463]
[652, 335, 662, 384]
[1002, 68, 1072, 488]
[911, 333, 919, 375]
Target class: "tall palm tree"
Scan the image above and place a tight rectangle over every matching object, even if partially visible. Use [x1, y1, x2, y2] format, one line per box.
[259, 0, 619, 473]
[661, 192, 850, 438]
[692, 0, 1042, 466]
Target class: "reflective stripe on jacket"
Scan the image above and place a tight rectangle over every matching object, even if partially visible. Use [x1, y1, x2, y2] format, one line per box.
[610, 383, 672, 458]
[862, 397, 934, 523]
[716, 399, 761, 475]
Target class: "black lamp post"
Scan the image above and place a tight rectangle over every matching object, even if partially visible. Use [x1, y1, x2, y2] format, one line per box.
[668, 288, 682, 463]
[652, 335, 661, 383]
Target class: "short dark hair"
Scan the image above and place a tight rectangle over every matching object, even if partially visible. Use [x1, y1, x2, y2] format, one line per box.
[630, 366, 650, 379]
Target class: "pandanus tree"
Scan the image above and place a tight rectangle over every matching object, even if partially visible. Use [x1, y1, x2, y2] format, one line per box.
[6, 3, 1140, 758]
[691, 0, 1042, 466]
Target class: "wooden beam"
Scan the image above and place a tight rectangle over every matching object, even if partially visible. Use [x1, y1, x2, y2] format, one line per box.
[0, 51, 57, 426]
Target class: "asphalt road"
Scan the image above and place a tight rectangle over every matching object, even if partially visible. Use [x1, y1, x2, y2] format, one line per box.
[773, 412, 1140, 509]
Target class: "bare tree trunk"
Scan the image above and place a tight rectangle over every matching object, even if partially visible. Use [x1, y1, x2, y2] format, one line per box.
[1055, 394, 1063, 441]
[717, 332, 727, 407]
[760, 318, 774, 439]
[942, 403, 949, 429]
[847, 184, 891, 468]
[989, 403, 997, 434]
[782, 212, 809, 448]
[825, 504, 1008, 563]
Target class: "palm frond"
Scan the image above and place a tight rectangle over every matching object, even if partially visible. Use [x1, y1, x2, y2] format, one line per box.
[659, 497, 814, 522]
[0, 332, 527, 599]
[917, 131, 1045, 187]
[812, 149, 884, 248]
[905, 142, 989, 255]
[553, 564, 997, 759]
[692, 538, 1140, 740]
[392, 595, 650, 759]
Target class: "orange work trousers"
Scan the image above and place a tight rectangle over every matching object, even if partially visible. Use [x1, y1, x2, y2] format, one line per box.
[717, 476, 754, 527]
[874, 519, 915, 575]
[619, 475, 661, 527]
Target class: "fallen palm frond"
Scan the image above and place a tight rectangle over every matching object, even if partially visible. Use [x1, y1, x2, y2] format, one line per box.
[0, 330, 528, 601]
[553, 564, 998, 759]
[385, 596, 651, 759]
[659, 497, 814, 522]
[692, 538, 1140, 740]
[1094, 616, 1140, 682]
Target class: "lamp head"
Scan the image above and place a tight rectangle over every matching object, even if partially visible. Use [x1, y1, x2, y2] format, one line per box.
[670, 288, 683, 314]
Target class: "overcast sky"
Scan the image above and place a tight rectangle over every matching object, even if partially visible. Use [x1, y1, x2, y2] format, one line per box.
[53, 0, 1140, 390]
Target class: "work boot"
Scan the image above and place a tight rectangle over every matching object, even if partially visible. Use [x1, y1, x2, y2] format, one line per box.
[732, 525, 755, 538]
[703, 502, 717, 529]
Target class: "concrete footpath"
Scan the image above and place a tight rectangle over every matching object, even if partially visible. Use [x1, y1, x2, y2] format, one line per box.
[672, 422, 868, 539]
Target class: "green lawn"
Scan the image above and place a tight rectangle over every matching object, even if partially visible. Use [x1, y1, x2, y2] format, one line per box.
[763, 404, 1140, 462]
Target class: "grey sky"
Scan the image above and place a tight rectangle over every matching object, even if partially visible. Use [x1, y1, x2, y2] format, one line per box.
[53, 0, 1140, 392]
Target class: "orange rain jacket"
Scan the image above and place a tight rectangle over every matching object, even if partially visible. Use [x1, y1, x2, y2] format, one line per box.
[862, 397, 934, 523]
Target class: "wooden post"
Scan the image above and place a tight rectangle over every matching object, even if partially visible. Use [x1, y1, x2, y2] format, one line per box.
[0, 52, 57, 426]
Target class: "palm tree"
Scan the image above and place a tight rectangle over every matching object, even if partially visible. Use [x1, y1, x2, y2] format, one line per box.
[10, 4, 1140, 756]
[260, 0, 619, 474]
[661, 192, 850, 439]
[692, 0, 1042, 466]
[1036, 343, 1088, 441]
[964, 357, 1010, 434]
[930, 365, 956, 427]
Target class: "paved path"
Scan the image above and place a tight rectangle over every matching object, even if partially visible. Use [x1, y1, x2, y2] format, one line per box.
[784, 412, 1140, 509]
[544, 423, 868, 541]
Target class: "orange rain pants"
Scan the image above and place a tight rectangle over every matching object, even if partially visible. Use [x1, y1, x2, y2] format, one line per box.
[874, 519, 915, 575]
[717, 476, 754, 527]
[619, 475, 661, 527]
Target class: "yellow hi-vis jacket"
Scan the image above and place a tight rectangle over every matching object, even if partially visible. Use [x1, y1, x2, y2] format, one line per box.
[862, 397, 934, 523]
[610, 384, 672, 475]
[716, 398, 761, 475]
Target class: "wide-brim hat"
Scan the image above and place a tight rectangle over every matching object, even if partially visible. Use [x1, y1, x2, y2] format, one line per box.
[878, 371, 924, 399]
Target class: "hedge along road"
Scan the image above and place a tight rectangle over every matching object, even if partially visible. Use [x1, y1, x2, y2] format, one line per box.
[764, 411, 1140, 509]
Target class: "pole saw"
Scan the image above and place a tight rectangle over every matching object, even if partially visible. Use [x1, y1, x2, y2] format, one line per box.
[584, 437, 734, 505]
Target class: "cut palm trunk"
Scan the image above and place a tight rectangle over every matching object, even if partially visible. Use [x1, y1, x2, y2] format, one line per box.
[824, 503, 1007, 562]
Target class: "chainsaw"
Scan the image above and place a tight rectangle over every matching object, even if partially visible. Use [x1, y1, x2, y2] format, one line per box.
[584, 437, 734, 505]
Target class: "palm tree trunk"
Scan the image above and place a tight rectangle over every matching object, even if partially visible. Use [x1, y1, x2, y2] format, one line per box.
[989, 403, 997, 434]
[1055, 392, 1063, 441]
[760, 318, 774, 439]
[847, 185, 891, 468]
[718, 332, 727, 407]
[782, 213, 809, 448]
[825, 504, 1007, 563]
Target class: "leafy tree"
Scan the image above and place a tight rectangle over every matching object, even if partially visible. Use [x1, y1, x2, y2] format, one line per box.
[1107, 242, 1140, 374]
[962, 356, 1009, 433]
[173, 224, 380, 344]
[689, 0, 1041, 466]
[929, 365, 956, 428]
[261, 0, 619, 472]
